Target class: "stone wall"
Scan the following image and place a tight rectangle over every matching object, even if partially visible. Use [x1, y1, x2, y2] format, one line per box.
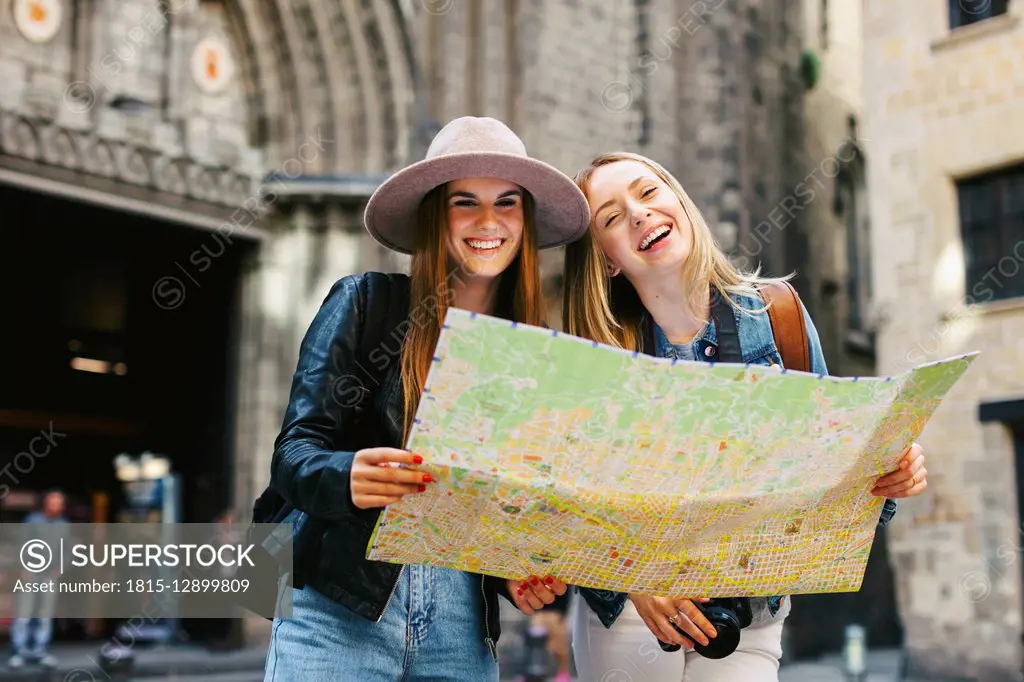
[794, 0, 877, 380]
[407, 0, 816, 333]
[864, 0, 1024, 679]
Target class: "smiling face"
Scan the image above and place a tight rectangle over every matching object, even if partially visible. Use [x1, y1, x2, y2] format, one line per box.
[585, 159, 693, 283]
[444, 177, 525, 278]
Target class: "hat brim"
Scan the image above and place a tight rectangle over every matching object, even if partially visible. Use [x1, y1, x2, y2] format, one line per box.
[363, 152, 591, 255]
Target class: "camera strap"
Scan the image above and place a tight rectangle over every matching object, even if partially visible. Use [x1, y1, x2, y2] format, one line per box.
[710, 288, 742, 363]
[708, 289, 758, 619]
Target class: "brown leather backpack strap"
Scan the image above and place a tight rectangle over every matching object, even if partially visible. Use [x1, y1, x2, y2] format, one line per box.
[760, 281, 810, 373]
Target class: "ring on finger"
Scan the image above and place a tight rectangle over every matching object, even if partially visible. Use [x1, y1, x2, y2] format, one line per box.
[668, 614, 678, 624]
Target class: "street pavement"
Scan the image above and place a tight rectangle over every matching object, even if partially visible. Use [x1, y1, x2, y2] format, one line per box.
[0, 643, 267, 681]
[0, 641, 928, 681]
[140, 674, 262, 682]
[778, 649, 938, 682]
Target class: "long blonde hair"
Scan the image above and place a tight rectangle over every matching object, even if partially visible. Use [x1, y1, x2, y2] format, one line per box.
[400, 183, 545, 440]
[563, 152, 790, 350]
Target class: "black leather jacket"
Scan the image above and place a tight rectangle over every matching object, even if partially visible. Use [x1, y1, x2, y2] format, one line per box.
[268, 271, 510, 659]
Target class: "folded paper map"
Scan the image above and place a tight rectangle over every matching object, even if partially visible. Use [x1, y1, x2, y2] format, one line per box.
[366, 308, 977, 598]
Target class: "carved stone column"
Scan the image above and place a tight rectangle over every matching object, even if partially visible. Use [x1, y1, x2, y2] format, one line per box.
[322, 203, 364, 280]
[231, 224, 281, 647]
[232, 194, 381, 646]
[288, 204, 317, 350]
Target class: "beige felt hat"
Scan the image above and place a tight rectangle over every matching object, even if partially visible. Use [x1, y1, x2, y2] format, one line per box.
[363, 116, 591, 255]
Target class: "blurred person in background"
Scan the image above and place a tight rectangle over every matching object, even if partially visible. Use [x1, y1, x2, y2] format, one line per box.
[522, 590, 573, 682]
[561, 151, 929, 681]
[8, 488, 69, 669]
[259, 117, 584, 681]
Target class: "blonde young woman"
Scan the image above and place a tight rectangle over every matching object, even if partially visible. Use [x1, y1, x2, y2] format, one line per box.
[561, 152, 929, 681]
[260, 117, 585, 681]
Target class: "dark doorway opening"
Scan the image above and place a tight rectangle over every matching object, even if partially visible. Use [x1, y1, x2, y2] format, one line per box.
[980, 397, 1024, 661]
[979, 398, 1024, 671]
[0, 183, 254, 645]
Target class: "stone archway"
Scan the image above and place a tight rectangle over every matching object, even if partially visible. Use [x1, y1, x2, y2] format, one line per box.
[225, 0, 419, 174]
[0, 0, 418, 209]
[200, 0, 425, 538]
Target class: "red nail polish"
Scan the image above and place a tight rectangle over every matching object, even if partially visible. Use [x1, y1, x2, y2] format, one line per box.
[423, 474, 433, 483]
[418, 484, 426, 492]
[517, 589, 523, 596]
[413, 454, 423, 465]
[531, 577, 539, 585]
[544, 576, 553, 584]
[521, 582, 529, 590]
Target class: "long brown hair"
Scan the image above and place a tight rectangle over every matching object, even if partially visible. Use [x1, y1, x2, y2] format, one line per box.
[563, 152, 790, 350]
[400, 183, 545, 441]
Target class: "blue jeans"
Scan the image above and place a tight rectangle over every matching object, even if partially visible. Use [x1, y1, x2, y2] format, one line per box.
[11, 588, 57, 658]
[264, 565, 498, 681]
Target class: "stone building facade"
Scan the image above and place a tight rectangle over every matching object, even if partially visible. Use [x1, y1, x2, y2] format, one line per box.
[1, 0, 891, 655]
[779, 0, 907, 659]
[864, 0, 1024, 679]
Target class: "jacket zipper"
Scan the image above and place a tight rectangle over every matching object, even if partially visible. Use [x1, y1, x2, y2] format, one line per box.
[481, 577, 497, 661]
[376, 566, 404, 623]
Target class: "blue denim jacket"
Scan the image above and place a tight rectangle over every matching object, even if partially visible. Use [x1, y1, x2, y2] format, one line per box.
[576, 291, 899, 629]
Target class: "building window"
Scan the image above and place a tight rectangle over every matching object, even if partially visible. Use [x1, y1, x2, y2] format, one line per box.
[949, 0, 1009, 29]
[633, 0, 651, 145]
[820, 0, 828, 49]
[835, 118, 874, 355]
[837, 164, 873, 352]
[957, 164, 1024, 303]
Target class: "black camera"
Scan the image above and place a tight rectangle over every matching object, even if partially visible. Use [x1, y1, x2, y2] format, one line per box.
[657, 598, 753, 659]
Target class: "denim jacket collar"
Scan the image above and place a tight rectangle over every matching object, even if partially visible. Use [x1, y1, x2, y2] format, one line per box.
[646, 293, 773, 364]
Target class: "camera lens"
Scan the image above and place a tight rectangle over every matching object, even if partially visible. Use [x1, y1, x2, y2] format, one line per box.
[660, 604, 745, 659]
[692, 605, 743, 659]
[692, 620, 741, 659]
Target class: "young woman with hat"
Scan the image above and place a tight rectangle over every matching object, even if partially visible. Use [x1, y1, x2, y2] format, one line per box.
[561, 151, 929, 681]
[261, 117, 588, 681]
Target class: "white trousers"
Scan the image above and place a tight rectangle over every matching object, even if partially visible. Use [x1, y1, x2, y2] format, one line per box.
[571, 597, 784, 682]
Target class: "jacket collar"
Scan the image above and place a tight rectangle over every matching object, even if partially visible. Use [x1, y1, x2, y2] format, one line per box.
[639, 291, 771, 362]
